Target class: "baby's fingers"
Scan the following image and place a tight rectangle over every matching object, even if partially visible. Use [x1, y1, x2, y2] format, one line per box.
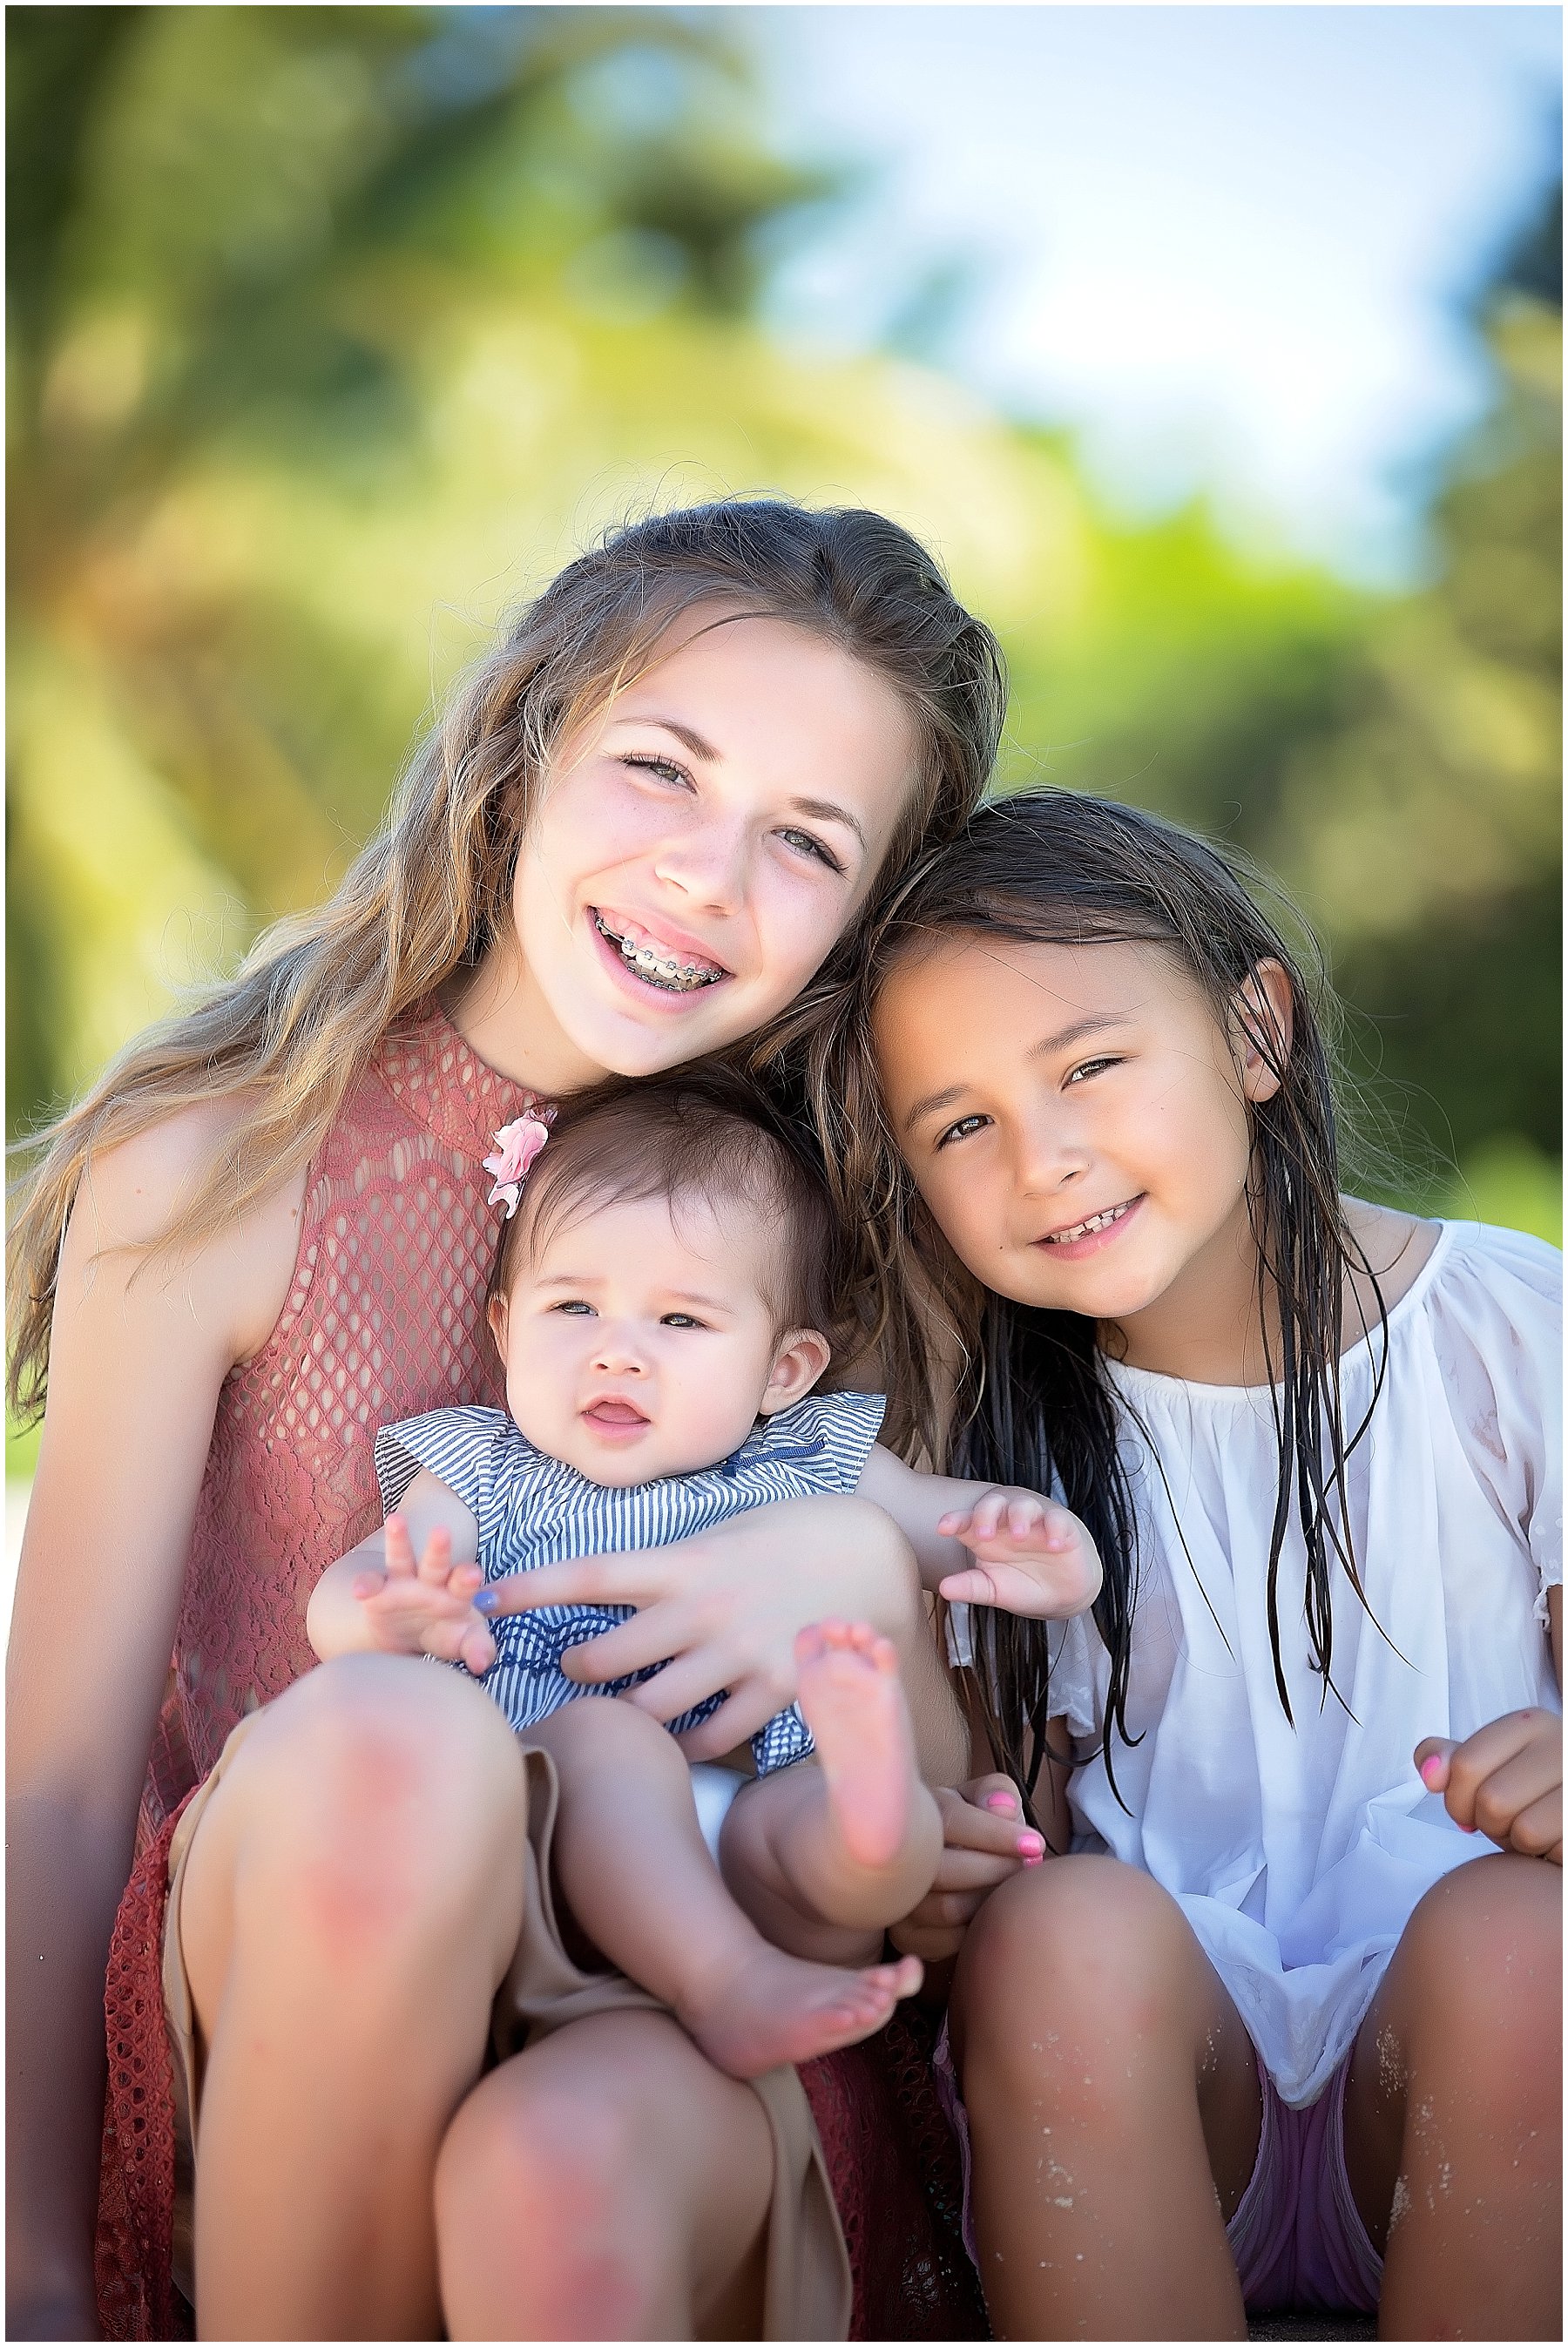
[416, 1525, 454, 1586]
[383, 1512, 418, 1579]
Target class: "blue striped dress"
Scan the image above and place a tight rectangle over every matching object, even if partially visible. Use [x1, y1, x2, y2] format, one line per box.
[374, 1390, 888, 1774]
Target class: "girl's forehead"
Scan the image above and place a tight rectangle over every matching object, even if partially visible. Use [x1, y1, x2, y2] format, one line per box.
[874, 931, 1209, 1068]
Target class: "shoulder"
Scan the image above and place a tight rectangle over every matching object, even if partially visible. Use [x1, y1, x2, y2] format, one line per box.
[68, 1097, 308, 1363]
[1341, 1199, 1442, 1322]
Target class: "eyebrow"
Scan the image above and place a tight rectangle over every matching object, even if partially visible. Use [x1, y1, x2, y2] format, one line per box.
[788, 795, 868, 852]
[615, 714, 720, 762]
[901, 1013, 1135, 1132]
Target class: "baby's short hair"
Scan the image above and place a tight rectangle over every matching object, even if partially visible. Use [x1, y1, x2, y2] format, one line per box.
[490, 1066, 848, 1342]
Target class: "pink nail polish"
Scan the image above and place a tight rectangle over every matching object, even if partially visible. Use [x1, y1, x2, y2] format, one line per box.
[1418, 1755, 1443, 1788]
[984, 1791, 1016, 1813]
[1017, 1834, 1044, 1855]
[1021, 1850, 1044, 1867]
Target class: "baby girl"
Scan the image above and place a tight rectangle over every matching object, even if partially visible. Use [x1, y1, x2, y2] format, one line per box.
[308, 1070, 1100, 2076]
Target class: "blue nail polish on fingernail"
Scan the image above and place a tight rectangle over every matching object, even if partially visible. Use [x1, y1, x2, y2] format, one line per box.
[474, 1590, 497, 1613]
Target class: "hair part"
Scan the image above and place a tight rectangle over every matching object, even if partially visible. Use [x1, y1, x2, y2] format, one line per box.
[490, 1065, 851, 1350]
[10, 498, 1005, 1419]
[805, 788, 1389, 1805]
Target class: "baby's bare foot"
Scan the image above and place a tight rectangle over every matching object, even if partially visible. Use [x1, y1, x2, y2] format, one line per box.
[677, 1944, 923, 2080]
[795, 1618, 922, 1872]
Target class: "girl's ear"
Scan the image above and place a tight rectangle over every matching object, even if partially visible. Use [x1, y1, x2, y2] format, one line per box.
[1233, 959, 1294, 1105]
[759, 1327, 833, 1417]
[486, 1291, 510, 1363]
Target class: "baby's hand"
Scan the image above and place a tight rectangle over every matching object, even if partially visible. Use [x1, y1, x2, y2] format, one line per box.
[352, 1513, 497, 1677]
[936, 1488, 1102, 1619]
[1416, 1709, 1562, 1865]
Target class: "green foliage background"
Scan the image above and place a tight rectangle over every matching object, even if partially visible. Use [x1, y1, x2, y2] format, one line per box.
[8, 8, 1561, 1442]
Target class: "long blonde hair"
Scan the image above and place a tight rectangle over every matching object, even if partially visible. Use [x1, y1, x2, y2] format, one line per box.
[9, 499, 1006, 1417]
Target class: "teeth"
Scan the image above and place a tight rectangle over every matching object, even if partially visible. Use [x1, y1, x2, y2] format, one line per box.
[597, 915, 724, 992]
[1044, 1201, 1132, 1245]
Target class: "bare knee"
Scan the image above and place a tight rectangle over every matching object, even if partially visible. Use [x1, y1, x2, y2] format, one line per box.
[1393, 1854, 1561, 2099]
[208, 1654, 527, 1958]
[436, 2065, 667, 2333]
[957, 1856, 1196, 2045]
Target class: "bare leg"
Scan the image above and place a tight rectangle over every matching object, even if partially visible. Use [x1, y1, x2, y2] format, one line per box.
[1343, 1852, 1561, 2341]
[720, 1620, 943, 1962]
[436, 2010, 775, 2340]
[176, 1654, 530, 2340]
[949, 1855, 1262, 2341]
[530, 1698, 921, 2080]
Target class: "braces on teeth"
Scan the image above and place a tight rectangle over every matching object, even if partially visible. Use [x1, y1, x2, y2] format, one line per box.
[597, 916, 723, 992]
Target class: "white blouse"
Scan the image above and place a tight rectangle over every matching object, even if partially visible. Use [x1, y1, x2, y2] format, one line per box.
[1047, 1221, 1562, 2107]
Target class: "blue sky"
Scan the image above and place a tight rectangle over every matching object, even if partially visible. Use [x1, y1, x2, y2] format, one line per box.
[750, 7, 1561, 580]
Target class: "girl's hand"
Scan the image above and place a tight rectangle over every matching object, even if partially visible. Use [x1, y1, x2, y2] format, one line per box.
[889, 1774, 1044, 1965]
[483, 1495, 933, 1762]
[351, 1514, 497, 1677]
[1416, 1708, 1562, 1865]
[935, 1488, 1102, 1619]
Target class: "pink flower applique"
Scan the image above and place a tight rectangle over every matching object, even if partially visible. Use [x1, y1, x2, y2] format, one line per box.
[483, 1115, 550, 1219]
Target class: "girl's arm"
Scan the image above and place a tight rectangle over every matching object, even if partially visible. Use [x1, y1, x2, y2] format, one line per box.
[483, 1493, 971, 1784]
[6, 1108, 302, 2340]
[856, 1444, 1102, 1619]
[306, 1475, 493, 1674]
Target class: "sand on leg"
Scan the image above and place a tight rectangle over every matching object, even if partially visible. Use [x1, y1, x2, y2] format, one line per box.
[1343, 1850, 1561, 2342]
[948, 1853, 1261, 2341]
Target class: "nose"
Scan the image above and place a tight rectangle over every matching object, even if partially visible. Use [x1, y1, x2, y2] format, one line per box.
[652, 810, 749, 916]
[590, 1322, 648, 1376]
[1011, 1103, 1090, 1197]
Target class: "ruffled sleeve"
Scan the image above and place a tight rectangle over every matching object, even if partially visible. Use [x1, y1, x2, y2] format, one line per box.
[753, 1390, 889, 1492]
[374, 1404, 526, 1557]
[1429, 1224, 1563, 1626]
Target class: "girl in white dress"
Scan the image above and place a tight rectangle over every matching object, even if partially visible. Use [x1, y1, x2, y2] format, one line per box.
[845, 788, 1561, 2338]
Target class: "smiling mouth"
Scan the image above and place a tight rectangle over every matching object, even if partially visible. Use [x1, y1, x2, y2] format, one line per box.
[1037, 1199, 1139, 1246]
[593, 911, 727, 994]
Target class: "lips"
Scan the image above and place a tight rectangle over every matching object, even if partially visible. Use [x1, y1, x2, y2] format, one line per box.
[582, 1397, 651, 1428]
[1037, 1199, 1139, 1247]
[592, 909, 728, 994]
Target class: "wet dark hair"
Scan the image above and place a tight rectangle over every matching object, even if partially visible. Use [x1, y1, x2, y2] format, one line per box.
[811, 788, 1389, 1806]
[490, 1064, 849, 1347]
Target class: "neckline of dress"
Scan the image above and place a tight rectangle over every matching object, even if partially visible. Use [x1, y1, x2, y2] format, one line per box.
[375, 998, 554, 1166]
[1101, 1221, 1457, 1405]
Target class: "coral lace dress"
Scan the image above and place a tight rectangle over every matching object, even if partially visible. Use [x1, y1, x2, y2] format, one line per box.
[93, 1006, 982, 2341]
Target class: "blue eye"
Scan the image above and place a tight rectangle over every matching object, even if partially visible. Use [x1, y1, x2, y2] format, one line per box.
[555, 1300, 596, 1316]
[935, 1113, 990, 1149]
[660, 1313, 706, 1329]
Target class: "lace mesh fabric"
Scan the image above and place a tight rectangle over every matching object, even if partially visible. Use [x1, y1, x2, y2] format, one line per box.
[94, 1005, 983, 2340]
